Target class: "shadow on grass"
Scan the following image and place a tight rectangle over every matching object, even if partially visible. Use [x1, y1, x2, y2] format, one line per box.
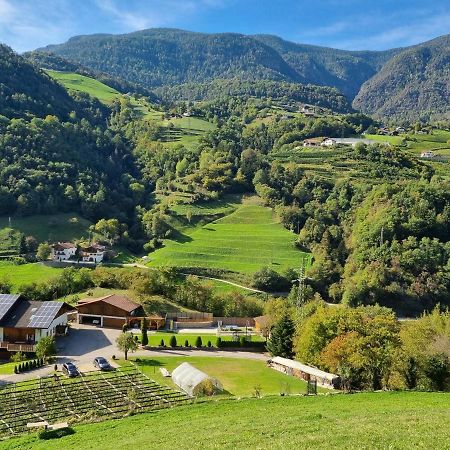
[39, 427, 75, 440]
[133, 359, 164, 367]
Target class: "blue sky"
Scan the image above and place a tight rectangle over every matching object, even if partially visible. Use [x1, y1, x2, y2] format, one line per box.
[0, 0, 449, 53]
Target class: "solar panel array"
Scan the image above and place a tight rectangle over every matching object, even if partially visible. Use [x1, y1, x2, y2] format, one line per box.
[28, 301, 62, 329]
[0, 294, 20, 322]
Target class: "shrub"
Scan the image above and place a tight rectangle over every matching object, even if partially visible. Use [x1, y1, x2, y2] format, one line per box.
[240, 336, 247, 347]
[14, 366, 18, 374]
[207, 340, 212, 348]
[195, 336, 203, 348]
[122, 323, 128, 333]
[160, 339, 165, 347]
[141, 318, 149, 346]
[10, 351, 26, 363]
[170, 335, 177, 348]
[217, 337, 222, 348]
[184, 339, 189, 347]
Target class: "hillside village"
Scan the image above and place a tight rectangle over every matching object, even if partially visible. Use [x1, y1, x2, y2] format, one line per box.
[0, 7, 449, 449]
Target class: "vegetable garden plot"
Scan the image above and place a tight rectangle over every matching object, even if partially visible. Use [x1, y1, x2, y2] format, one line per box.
[0, 366, 189, 435]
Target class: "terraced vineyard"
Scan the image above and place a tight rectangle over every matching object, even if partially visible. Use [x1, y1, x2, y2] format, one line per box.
[0, 366, 188, 436]
[149, 199, 309, 274]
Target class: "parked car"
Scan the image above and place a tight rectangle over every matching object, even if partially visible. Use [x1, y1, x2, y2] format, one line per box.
[93, 357, 112, 371]
[62, 362, 80, 378]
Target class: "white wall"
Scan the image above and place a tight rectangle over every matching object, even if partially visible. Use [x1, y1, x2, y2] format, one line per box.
[34, 313, 68, 342]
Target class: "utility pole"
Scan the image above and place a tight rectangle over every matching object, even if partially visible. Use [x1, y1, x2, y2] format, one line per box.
[380, 226, 384, 247]
[292, 257, 307, 308]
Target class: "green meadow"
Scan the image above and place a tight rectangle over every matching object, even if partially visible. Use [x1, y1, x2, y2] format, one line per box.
[3, 392, 449, 449]
[0, 213, 91, 244]
[149, 199, 309, 274]
[46, 70, 121, 103]
[119, 356, 312, 397]
[0, 262, 62, 290]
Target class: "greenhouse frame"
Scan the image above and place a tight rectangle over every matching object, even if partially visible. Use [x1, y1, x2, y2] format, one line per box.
[172, 363, 223, 396]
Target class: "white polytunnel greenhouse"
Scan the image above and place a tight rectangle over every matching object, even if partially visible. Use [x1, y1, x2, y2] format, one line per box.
[172, 362, 223, 397]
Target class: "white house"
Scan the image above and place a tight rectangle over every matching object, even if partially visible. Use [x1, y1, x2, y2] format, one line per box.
[79, 243, 106, 264]
[420, 151, 435, 158]
[321, 138, 337, 147]
[51, 242, 77, 261]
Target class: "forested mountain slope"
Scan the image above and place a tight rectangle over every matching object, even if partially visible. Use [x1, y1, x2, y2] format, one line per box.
[155, 79, 352, 112]
[353, 35, 450, 121]
[37, 28, 393, 99]
[253, 34, 399, 98]
[0, 45, 76, 119]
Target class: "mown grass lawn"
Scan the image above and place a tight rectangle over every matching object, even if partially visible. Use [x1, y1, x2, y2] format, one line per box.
[3, 392, 449, 449]
[0, 263, 62, 290]
[119, 356, 313, 397]
[149, 199, 309, 274]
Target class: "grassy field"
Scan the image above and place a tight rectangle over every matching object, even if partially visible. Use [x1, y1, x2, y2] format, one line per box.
[3, 392, 449, 449]
[0, 263, 62, 290]
[366, 130, 450, 153]
[46, 70, 121, 104]
[120, 356, 312, 397]
[161, 116, 216, 150]
[0, 228, 21, 256]
[0, 213, 91, 244]
[149, 198, 309, 274]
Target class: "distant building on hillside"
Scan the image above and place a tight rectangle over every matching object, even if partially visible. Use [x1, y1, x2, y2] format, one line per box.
[79, 243, 106, 264]
[322, 138, 386, 147]
[420, 151, 435, 158]
[51, 242, 77, 262]
[303, 137, 326, 147]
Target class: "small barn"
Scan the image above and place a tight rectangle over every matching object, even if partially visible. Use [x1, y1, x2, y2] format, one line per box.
[172, 363, 223, 397]
[269, 356, 340, 389]
[76, 294, 145, 328]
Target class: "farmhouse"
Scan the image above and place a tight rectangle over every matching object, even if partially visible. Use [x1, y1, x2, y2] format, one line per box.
[75, 294, 165, 329]
[79, 243, 106, 264]
[269, 356, 340, 389]
[0, 294, 72, 354]
[420, 151, 435, 158]
[323, 138, 382, 147]
[51, 242, 77, 261]
[303, 137, 326, 147]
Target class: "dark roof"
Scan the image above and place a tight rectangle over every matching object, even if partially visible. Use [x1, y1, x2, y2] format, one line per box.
[80, 243, 105, 253]
[52, 242, 76, 250]
[0, 294, 21, 322]
[77, 294, 141, 313]
[0, 298, 71, 329]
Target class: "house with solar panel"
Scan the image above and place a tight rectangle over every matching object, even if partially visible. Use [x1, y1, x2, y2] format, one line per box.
[0, 294, 73, 354]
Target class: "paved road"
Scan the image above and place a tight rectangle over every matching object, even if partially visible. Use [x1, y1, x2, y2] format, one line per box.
[58, 324, 268, 362]
[0, 324, 268, 383]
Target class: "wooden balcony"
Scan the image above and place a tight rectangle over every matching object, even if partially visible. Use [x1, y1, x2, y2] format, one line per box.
[0, 341, 36, 353]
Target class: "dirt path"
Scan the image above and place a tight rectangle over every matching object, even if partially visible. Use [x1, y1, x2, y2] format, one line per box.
[120, 263, 265, 294]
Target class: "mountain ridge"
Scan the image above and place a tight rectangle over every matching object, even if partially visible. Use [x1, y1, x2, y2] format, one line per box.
[31, 28, 450, 120]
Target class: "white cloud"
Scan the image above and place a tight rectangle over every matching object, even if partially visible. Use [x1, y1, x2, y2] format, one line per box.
[0, 0, 15, 23]
[333, 12, 450, 50]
